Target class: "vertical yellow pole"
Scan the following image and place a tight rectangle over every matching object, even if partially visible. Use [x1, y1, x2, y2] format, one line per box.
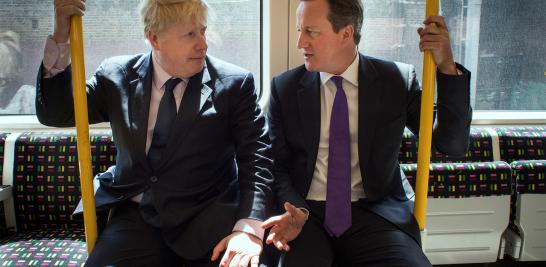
[413, 0, 439, 231]
[69, 16, 97, 253]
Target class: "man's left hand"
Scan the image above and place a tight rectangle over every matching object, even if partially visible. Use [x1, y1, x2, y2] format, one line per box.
[211, 231, 262, 267]
[417, 16, 458, 75]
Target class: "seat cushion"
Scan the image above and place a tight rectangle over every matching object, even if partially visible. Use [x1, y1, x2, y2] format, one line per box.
[13, 131, 116, 231]
[0, 228, 86, 266]
[399, 128, 495, 164]
[401, 161, 512, 198]
[511, 160, 546, 194]
[496, 126, 546, 162]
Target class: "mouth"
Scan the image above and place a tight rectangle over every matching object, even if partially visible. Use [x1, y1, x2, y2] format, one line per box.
[303, 53, 313, 60]
[189, 56, 205, 61]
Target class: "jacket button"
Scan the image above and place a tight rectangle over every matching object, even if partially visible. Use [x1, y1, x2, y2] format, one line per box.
[150, 176, 158, 183]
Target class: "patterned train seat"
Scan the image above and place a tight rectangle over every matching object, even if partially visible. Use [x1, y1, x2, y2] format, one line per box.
[400, 161, 513, 264]
[399, 127, 496, 164]
[400, 161, 512, 198]
[0, 131, 116, 266]
[496, 126, 546, 163]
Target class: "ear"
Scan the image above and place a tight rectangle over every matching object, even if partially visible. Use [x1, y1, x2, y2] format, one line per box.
[146, 30, 161, 50]
[342, 24, 355, 43]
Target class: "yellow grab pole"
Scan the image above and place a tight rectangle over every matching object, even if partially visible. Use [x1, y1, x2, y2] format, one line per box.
[413, 0, 439, 231]
[69, 15, 98, 253]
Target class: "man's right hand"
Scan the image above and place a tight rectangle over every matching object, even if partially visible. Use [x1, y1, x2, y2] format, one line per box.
[53, 0, 86, 43]
[261, 202, 307, 251]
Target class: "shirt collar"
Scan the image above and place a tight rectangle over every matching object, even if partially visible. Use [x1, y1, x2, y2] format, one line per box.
[319, 53, 359, 88]
[151, 52, 188, 89]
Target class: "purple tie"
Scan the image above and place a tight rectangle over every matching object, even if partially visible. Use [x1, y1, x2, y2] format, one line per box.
[324, 75, 352, 237]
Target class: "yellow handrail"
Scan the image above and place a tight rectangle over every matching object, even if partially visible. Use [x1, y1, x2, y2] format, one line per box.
[69, 15, 98, 253]
[413, 0, 439, 231]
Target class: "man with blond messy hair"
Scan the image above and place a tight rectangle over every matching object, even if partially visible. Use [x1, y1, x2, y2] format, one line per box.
[36, 0, 274, 266]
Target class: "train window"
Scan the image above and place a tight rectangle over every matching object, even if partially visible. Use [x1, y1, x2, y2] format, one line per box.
[359, 0, 545, 111]
[0, 0, 261, 116]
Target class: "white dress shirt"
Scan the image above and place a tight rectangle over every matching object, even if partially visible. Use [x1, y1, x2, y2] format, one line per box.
[306, 54, 366, 201]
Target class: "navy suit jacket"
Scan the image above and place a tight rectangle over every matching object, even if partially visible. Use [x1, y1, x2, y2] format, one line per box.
[268, 53, 472, 243]
[36, 53, 274, 259]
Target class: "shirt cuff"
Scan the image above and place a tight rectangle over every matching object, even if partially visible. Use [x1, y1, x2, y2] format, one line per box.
[43, 35, 71, 78]
[233, 218, 264, 240]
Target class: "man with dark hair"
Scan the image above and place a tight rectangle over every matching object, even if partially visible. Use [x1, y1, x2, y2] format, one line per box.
[262, 0, 471, 266]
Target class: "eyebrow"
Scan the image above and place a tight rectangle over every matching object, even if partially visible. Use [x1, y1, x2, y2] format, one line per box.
[299, 25, 318, 31]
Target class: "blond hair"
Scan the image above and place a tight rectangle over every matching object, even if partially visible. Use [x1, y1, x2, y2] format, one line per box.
[139, 0, 209, 35]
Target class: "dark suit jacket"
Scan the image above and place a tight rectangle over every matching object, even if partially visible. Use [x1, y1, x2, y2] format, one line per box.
[268, 53, 472, 243]
[36, 53, 274, 259]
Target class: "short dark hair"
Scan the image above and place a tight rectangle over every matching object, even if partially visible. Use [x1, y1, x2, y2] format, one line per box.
[328, 0, 363, 44]
[303, 0, 364, 44]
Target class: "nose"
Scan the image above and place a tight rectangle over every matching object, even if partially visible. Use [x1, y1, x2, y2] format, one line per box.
[197, 31, 208, 52]
[296, 32, 307, 49]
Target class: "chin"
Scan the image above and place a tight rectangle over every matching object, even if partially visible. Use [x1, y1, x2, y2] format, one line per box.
[304, 62, 318, 72]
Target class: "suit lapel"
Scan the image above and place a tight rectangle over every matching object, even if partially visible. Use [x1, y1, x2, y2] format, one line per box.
[129, 53, 153, 162]
[297, 71, 321, 181]
[357, 54, 380, 179]
[156, 60, 213, 170]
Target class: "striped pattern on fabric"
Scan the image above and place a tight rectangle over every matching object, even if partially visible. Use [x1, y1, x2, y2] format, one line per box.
[400, 161, 512, 198]
[0, 228, 86, 266]
[398, 128, 495, 164]
[496, 127, 546, 163]
[12, 131, 116, 231]
[511, 160, 546, 194]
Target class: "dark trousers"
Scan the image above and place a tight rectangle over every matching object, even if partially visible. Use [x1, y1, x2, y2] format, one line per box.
[85, 202, 220, 267]
[279, 201, 432, 267]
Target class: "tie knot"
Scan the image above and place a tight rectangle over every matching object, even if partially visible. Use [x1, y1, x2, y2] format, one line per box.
[164, 78, 182, 92]
[330, 76, 343, 91]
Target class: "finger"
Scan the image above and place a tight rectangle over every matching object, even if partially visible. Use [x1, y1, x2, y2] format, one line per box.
[278, 238, 290, 251]
[211, 237, 228, 261]
[56, 5, 85, 17]
[261, 215, 282, 229]
[422, 23, 441, 35]
[424, 16, 447, 29]
[250, 256, 260, 267]
[417, 27, 425, 37]
[265, 231, 276, 244]
[284, 243, 291, 252]
[228, 253, 242, 267]
[284, 202, 297, 214]
[285, 203, 307, 220]
[419, 41, 442, 51]
[274, 239, 285, 251]
[56, 0, 86, 12]
[58, 0, 86, 10]
[238, 255, 251, 267]
[220, 249, 235, 267]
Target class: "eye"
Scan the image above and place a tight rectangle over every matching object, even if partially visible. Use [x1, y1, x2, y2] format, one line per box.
[306, 29, 319, 37]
